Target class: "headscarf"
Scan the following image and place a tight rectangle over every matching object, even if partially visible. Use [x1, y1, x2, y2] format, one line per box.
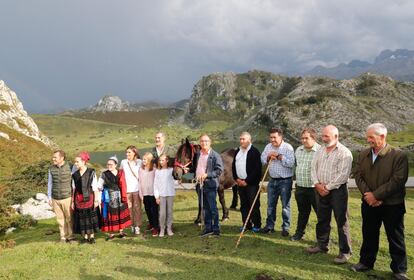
[79, 151, 90, 163]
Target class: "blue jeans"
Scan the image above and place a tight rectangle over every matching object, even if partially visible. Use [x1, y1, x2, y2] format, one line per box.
[265, 178, 292, 231]
[203, 188, 220, 233]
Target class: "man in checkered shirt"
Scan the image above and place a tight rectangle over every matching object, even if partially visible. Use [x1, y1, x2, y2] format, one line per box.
[259, 128, 295, 237]
[306, 125, 353, 265]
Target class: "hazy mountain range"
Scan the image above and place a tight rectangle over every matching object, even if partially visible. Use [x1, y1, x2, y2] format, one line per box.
[305, 49, 414, 81]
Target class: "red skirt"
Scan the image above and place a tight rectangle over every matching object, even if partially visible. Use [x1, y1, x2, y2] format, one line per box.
[101, 193, 131, 232]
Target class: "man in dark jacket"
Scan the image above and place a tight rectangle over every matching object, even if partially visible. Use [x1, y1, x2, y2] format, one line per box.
[352, 123, 409, 280]
[192, 134, 224, 237]
[232, 132, 262, 232]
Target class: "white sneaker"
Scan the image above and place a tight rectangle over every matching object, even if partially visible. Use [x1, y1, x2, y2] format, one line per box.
[167, 228, 174, 236]
[134, 226, 140, 235]
[159, 229, 165, 237]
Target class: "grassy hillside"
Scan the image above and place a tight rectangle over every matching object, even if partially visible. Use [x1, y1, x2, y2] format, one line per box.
[71, 109, 174, 127]
[0, 190, 413, 280]
[0, 123, 51, 178]
[33, 114, 231, 156]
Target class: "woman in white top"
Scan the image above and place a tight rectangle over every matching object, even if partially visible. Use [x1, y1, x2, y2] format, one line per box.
[154, 154, 178, 237]
[120, 145, 143, 235]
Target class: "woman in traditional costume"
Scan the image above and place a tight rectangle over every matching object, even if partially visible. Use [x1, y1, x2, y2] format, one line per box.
[71, 152, 100, 244]
[98, 155, 131, 240]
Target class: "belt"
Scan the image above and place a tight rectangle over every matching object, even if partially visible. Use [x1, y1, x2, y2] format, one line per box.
[270, 176, 292, 180]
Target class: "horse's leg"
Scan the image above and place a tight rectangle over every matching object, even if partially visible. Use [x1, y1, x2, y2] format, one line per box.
[194, 184, 201, 224]
[218, 187, 229, 221]
[230, 185, 238, 209]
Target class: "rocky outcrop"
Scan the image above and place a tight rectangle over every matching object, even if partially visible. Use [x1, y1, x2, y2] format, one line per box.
[0, 80, 54, 147]
[88, 95, 131, 112]
[12, 193, 55, 220]
[185, 71, 414, 149]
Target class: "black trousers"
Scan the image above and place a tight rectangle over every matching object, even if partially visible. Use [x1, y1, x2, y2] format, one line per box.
[143, 195, 159, 229]
[294, 186, 318, 236]
[360, 201, 407, 273]
[315, 184, 351, 254]
[238, 184, 261, 229]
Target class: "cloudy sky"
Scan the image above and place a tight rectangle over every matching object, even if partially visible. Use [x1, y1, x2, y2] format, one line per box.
[1, 0, 414, 112]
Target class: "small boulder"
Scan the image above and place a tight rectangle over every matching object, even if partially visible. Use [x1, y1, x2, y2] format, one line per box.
[35, 193, 48, 202]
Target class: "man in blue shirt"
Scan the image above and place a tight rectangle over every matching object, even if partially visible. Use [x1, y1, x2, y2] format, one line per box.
[260, 128, 295, 236]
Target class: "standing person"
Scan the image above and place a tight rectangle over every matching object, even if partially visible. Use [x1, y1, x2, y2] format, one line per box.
[47, 150, 74, 243]
[232, 132, 262, 233]
[306, 125, 353, 265]
[260, 128, 295, 237]
[192, 134, 224, 237]
[139, 152, 159, 237]
[71, 152, 100, 244]
[154, 154, 177, 237]
[352, 123, 409, 280]
[291, 128, 321, 241]
[98, 156, 131, 240]
[151, 132, 175, 165]
[120, 145, 143, 235]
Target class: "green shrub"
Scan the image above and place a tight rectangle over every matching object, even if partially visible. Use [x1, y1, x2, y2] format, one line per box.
[12, 215, 37, 230]
[3, 160, 49, 204]
[0, 199, 19, 233]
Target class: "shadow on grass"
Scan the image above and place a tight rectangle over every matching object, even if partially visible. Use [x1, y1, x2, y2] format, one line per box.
[79, 267, 115, 280]
[117, 250, 302, 280]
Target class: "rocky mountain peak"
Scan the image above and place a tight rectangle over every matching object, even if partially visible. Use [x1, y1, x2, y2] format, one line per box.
[0, 80, 54, 146]
[90, 95, 131, 112]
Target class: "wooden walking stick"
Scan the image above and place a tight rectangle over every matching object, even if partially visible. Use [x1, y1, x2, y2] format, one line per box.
[235, 162, 271, 248]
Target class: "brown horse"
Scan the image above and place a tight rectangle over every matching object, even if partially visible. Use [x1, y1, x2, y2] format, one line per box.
[172, 138, 237, 222]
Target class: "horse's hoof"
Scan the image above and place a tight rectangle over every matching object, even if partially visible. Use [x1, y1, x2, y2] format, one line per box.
[221, 217, 229, 222]
[194, 219, 201, 225]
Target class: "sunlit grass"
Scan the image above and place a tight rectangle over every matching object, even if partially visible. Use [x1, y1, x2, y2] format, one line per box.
[1, 190, 413, 280]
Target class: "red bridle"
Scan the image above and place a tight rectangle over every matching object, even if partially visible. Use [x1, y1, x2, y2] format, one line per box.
[174, 143, 195, 170]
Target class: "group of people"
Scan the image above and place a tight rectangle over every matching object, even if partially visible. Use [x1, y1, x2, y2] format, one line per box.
[47, 132, 178, 243]
[47, 125, 409, 279]
[230, 123, 409, 280]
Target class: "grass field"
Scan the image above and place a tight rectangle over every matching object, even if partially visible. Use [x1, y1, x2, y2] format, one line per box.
[32, 114, 231, 157]
[1, 190, 413, 280]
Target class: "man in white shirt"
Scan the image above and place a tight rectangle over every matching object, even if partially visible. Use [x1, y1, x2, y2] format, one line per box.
[232, 132, 262, 232]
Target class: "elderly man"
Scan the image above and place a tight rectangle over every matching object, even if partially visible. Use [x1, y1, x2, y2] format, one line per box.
[260, 128, 295, 236]
[291, 128, 321, 241]
[47, 150, 74, 243]
[306, 125, 353, 265]
[232, 132, 262, 232]
[192, 134, 224, 237]
[352, 123, 409, 280]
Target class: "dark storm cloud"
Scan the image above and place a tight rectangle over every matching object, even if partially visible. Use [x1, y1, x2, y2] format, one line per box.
[0, 0, 413, 112]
